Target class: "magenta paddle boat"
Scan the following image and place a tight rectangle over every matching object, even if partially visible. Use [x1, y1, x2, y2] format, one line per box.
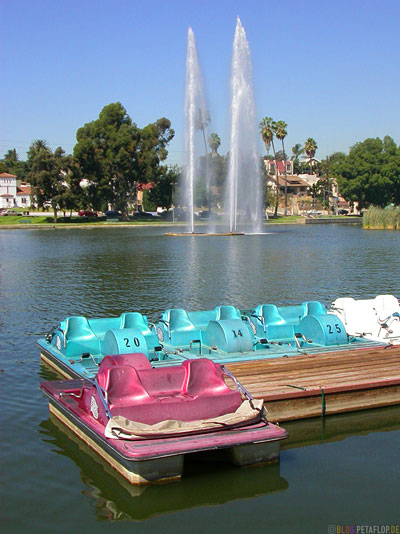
[40, 354, 288, 485]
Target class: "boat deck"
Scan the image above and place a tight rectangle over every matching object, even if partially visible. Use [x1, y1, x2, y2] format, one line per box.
[225, 345, 400, 422]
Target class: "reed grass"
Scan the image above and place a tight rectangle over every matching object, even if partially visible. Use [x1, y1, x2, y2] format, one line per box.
[363, 206, 400, 230]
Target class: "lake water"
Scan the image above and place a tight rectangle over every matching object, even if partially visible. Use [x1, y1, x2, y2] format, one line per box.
[1, 224, 399, 533]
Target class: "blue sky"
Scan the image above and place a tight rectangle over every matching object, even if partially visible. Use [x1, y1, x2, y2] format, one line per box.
[1, 0, 399, 165]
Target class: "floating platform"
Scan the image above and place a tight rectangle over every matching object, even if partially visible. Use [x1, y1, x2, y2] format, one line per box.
[165, 232, 245, 236]
[225, 345, 400, 422]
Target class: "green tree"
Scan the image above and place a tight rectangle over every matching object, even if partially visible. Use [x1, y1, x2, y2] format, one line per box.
[208, 133, 221, 156]
[27, 141, 69, 221]
[332, 136, 400, 210]
[1, 149, 28, 180]
[304, 137, 318, 174]
[275, 120, 288, 215]
[73, 103, 174, 218]
[291, 143, 304, 173]
[291, 143, 304, 161]
[147, 165, 181, 210]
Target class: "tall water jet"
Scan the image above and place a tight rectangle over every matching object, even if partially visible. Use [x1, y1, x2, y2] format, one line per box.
[183, 27, 210, 233]
[225, 18, 262, 233]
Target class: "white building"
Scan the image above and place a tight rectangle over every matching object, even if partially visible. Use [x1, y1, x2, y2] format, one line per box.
[0, 172, 31, 208]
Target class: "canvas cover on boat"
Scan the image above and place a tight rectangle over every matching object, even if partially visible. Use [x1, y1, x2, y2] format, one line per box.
[104, 399, 265, 440]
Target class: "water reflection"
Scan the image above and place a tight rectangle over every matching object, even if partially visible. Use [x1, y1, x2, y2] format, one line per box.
[36, 402, 400, 523]
[39, 415, 288, 522]
[283, 404, 400, 449]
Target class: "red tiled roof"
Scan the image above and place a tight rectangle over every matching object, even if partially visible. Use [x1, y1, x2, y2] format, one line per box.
[0, 172, 16, 178]
[0, 194, 14, 198]
[17, 186, 31, 195]
[137, 182, 154, 191]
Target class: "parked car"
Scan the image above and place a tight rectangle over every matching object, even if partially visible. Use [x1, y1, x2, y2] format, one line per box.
[337, 209, 349, 215]
[104, 210, 122, 218]
[78, 210, 97, 217]
[0, 208, 23, 216]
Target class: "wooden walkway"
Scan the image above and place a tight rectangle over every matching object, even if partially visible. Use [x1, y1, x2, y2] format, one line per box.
[225, 345, 400, 422]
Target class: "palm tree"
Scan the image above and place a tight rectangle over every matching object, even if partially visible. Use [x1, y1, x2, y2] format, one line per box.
[208, 133, 221, 156]
[28, 139, 50, 158]
[275, 120, 288, 215]
[304, 137, 318, 175]
[291, 143, 304, 161]
[259, 117, 274, 156]
[195, 109, 210, 155]
[259, 117, 279, 215]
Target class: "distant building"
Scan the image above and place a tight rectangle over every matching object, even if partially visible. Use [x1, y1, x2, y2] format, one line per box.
[264, 159, 293, 177]
[264, 160, 309, 196]
[0, 172, 32, 208]
[136, 182, 154, 210]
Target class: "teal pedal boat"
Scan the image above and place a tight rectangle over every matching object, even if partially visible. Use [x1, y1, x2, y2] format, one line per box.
[37, 302, 385, 380]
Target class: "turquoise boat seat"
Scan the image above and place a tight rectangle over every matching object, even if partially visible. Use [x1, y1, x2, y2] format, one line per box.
[304, 301, 327, 316]
[265, 324, 296, 345]
[159, 308, 203, 347]
[188, 309, 218, 329]
[252, 301, 327, 333]
[88, 317, 121, 338]
[187, 305, 241, 329]
[62, 316, 101, 358]
[253, 304, 286, 329]
[215, 305, 241, 320]
[120, 312, 159, 351]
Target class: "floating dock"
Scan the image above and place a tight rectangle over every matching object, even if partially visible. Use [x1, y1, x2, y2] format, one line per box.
[225, 345, 400, 422]
[165, 232, 245, 237]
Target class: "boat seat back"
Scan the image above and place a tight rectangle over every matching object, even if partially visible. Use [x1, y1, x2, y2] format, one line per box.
[279, 304, 307, 324]
[120, 312, 149, 332]
[64, 316, 100, 357]
[330, 298, 379, 336]
[107, 365, 151, 406]
[87, 317, 121, 338]
[253, 304, 286, 326]
[97, 353, 151, 390]
[266, 324, 296, 344]
[168, 309, 197, 331]
[158, 309, 204, 347]
[182, 359, 239, 398]
[138, 366, 186, 397]
[187, 309, 218, 329]
[215, 305, 241, 321]
[103, 359, 242, 424]
[65, 316, 97, 341]
[374, 295, 400, 319]
[304, 301, 326, 316]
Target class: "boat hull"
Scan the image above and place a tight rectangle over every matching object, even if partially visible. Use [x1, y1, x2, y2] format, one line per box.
[41, 383, 287, 485]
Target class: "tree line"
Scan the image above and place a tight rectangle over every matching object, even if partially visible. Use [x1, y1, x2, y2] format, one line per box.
[2, 104, 399, 218]
[0, 103, 178, 221]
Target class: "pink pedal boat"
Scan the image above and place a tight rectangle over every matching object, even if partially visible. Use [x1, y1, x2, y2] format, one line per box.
[40, 354, 288, 485]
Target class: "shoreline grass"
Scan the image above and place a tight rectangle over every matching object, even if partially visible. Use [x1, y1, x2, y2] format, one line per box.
[363, 206, 400, 230]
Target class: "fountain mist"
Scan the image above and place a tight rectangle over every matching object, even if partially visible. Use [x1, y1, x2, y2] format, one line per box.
[225, 18, 262, 233]
[183, 27, 209, 233]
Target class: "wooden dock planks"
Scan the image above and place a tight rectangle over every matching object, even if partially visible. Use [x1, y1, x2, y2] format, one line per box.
[225, 345, 400, 422]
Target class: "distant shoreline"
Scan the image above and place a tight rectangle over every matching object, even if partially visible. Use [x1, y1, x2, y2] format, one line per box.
[0, 216, 363, 230]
